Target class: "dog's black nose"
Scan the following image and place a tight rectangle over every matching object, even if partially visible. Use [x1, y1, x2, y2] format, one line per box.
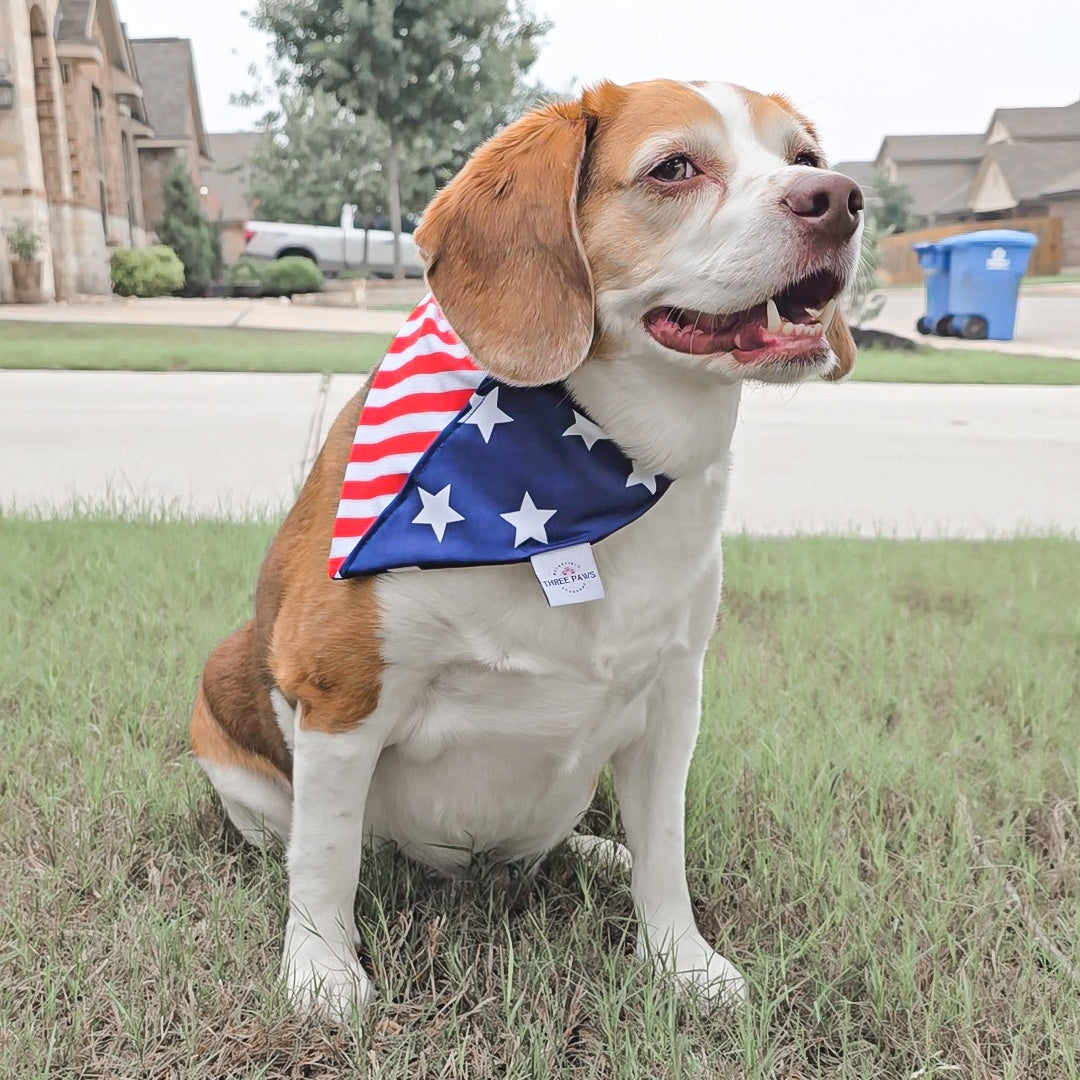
[781, 172, 864, 243]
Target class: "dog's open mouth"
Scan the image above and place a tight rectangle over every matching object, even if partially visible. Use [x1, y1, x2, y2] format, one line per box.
[644, 269, 844, 361]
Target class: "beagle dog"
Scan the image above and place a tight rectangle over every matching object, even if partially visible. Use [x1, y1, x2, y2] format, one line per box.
[190, 79, 861, 1019]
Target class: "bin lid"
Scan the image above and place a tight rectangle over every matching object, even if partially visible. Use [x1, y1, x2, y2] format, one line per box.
[937, 229, 1038, 250]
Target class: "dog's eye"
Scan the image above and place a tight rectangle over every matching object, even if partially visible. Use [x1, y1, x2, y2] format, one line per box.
[649, 156, 698, 182]
[793, 151, 822, 168]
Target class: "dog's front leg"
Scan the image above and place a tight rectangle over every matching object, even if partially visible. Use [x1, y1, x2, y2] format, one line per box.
[612, 654, 747, 1007]
[281, 704, 388, 1021]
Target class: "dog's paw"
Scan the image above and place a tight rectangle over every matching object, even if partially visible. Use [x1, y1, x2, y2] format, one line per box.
[642, 932, 748, 1010]
[281, 919, 374, 1023]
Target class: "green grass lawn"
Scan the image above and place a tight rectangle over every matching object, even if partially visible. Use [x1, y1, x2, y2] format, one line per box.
[4, 321, 1080, 385]
[854, 345, 1080, 385]
[0, 321, 390, 375]
[2, 516, 1078, 1077]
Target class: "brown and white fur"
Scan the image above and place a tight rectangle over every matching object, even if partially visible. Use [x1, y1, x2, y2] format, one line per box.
[189, 79, 861, 1020]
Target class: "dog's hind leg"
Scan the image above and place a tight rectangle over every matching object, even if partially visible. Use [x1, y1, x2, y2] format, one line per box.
[190, 621, 294, 846]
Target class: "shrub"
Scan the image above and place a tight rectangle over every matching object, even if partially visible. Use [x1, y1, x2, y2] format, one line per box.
[225, 259, 262, 287]
[110, 246, 185, 298]
[155, 163, 214, 296]
[4, 221, 42, 262]
[259, 256, 323, 297]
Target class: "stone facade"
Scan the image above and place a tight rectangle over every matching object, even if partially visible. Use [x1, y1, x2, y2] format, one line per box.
[0, 0, 209, 302]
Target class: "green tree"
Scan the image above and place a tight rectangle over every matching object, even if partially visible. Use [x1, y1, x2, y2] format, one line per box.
[870, 169, 917, 233]
[156, 163, 215, 296]
[251, 0, 549, 277]
[239, 75, 389, 228]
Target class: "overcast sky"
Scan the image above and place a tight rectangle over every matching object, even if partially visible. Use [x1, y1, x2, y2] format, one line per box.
[123, 0, 1080, 163]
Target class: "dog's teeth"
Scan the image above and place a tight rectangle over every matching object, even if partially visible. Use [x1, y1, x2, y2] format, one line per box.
[819, 298, 838, 330]
[766, 298, 781, 333]
[780, 318, 797, 336]
[734, 332, 746, 350]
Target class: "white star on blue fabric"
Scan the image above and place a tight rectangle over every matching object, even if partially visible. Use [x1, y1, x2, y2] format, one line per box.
[500, 491, 557, 547]
[412, 484, 464, 542]
[562, 410, 608, 450]
[625, 462, 658, 494]
[461, 386, 513, 443]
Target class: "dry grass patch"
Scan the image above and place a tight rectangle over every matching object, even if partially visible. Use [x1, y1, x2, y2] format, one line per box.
[1, 518, 1078, 1078]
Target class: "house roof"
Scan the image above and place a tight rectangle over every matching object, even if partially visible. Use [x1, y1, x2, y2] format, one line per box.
[832, 160, 878, 191]
[203, 132, 262, 223]
[893, 160, 981, 218]
[875, 133, 984, 166]
[981, 139, 1080, 203]
[1044, 168, 1080, 199]
[130, 38, 211, 160]
[986, 100, 1080, 141]
[56, 0, 91, 41]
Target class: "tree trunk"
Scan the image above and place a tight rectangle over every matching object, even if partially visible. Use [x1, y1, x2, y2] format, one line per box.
[386, 135, 403, 280]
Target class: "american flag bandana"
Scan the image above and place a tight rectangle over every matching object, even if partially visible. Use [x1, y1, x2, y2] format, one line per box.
[328, 294, 671, 584]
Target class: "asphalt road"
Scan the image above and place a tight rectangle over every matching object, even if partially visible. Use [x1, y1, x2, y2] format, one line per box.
[4, 370, 1078, 539]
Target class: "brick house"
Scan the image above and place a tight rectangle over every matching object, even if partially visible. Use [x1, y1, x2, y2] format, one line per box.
[130, 38, 212, 231]
[0, 0, 210, 302]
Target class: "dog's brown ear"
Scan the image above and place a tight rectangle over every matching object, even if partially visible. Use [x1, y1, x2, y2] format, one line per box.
[415, 102, 594, 386]
[822, 309, 856, 380]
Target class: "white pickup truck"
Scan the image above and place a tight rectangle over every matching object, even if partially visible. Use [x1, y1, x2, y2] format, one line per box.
[242, 204, 424, 278]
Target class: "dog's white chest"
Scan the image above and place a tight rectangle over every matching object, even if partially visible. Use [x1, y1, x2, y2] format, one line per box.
[362, 472, 726, 871]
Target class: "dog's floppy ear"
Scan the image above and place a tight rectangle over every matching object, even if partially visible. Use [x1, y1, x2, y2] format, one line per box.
[415, 101, 595, 386]
[822, 309, 856, 380]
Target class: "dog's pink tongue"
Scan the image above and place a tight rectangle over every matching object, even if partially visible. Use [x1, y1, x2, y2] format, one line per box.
[651, 318, 729, 355]
[646, 308, 765, 355]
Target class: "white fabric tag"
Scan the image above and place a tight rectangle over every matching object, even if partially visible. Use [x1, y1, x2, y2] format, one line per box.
[530, 543, 605, 607]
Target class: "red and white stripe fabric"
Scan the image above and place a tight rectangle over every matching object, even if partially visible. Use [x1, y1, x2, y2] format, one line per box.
[328, 294, 484, 579]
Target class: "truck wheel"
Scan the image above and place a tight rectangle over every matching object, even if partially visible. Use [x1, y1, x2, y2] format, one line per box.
[934, 316, 954, 336]
[276, 248, 317, 264]
[916, 316, 933, 335]
[958, 315, 989, 340]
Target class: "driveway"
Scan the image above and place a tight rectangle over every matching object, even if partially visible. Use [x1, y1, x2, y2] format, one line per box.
[865, 285, 1080, 359]
[3, 371, 1078, 539]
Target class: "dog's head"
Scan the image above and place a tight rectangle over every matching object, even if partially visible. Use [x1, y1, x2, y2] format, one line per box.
[415, 79, 861, 388]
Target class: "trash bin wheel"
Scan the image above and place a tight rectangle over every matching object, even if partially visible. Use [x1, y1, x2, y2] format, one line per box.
[958, 315, 989, 340]
[934, 316, 954, 336]
[916, 316, 933, 335]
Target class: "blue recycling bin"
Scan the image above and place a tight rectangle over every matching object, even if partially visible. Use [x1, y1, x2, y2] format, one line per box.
[914, 229, 1037, 340]
[940, 230, 1037, 340]
[913, 241, 951, 335]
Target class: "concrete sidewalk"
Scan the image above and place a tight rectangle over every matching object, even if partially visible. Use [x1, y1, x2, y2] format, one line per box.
[0, 295, 404, 335]
[3, 370, 1078, 539]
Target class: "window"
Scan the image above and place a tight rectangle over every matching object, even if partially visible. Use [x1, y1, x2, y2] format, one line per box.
[121, 131, 136, 243]
[91, 86, 108, 233]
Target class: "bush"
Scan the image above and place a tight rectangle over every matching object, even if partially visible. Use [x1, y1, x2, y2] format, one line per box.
[225, 259, 262, 287]
[4, 221, 42, 262]
[155, 163, 215, 296]
[259, 256, 323, 297]
[110, 246, 185, 298]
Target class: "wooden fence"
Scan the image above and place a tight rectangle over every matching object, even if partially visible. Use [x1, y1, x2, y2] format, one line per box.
[880, 216, 1064, 284]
